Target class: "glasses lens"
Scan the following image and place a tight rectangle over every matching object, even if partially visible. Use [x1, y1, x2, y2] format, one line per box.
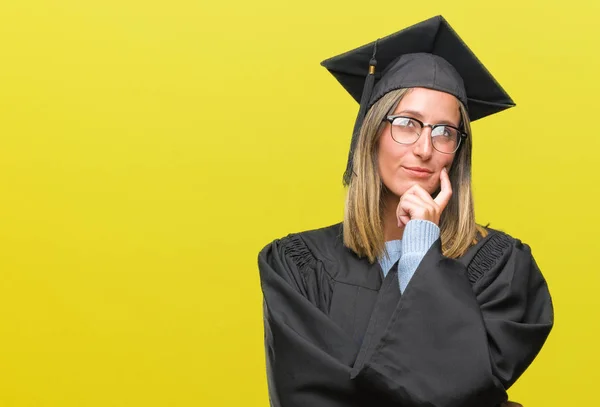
[390, 117, 421, 144]
[431, 126, 460, 153]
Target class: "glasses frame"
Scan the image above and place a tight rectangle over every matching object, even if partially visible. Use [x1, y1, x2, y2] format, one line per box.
[383, 115, 468, 154]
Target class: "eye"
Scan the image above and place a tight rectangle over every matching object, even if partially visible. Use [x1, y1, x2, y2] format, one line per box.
[391, 117, 418, 128]
[432, 126, 457, 138]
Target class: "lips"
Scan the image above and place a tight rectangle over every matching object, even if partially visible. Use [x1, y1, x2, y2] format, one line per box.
[402, 166, 434, 178]
[403, 166, 433, 173]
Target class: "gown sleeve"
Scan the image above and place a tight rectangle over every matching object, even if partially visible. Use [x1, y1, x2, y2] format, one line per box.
[258, 234, 362, 407]
[351, 232, 554, 407]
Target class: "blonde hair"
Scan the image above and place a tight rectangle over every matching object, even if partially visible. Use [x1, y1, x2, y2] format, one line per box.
[343, 88, 487, 263]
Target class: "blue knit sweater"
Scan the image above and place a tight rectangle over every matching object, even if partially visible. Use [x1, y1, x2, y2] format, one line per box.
[378, 220, 440, 293]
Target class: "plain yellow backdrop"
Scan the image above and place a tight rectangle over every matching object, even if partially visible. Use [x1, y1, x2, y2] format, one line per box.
[0, 0, 598, 405]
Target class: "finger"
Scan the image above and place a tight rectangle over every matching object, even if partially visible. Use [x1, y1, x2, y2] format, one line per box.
[433, 168, 452, 210]
[401, 194, 435, 214]
[396, 202, 404, 227]
[397, 189, 435, 226]
[397, 197, 419, 227]
[396, 206, 410, 227]
[406, 184, 436, 206]
[403, 183, 425, 197]
[399, 214, 410, 227]
[399, 195, 435, 221]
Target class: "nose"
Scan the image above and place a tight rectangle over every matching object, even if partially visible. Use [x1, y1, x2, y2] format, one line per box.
[413, 126, 433, 160]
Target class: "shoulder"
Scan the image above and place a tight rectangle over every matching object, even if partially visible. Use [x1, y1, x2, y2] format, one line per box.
[258, 222, 372, 283]
[459, 225, 541, 288]
[258, 222, 345, 266]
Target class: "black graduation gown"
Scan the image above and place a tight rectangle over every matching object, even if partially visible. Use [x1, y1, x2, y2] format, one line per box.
[258, 223, 553, 407]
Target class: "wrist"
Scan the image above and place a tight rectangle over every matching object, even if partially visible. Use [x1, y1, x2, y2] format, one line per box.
[402, 219, 440, 254]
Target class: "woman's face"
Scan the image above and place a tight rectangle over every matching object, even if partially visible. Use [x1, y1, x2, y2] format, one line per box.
[377, 87, 460, 198]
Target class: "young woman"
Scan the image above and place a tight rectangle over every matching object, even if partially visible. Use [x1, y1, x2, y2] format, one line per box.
[258, 16, 553, 407]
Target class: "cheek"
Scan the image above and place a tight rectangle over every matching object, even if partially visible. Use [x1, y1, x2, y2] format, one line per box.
[439, 155, 455, 171]
[377, 136, 409, 191]
[426, 156, 455, 191]
[378, 135, 404, 171]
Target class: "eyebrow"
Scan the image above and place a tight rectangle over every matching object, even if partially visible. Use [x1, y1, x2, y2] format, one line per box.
[396, 110, 460, 127]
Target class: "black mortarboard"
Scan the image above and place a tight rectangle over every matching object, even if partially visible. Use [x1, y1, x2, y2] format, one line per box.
[320, 15, 515, 185]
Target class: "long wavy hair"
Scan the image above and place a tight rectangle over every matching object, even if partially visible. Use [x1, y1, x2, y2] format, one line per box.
[343, 88, 487, 263]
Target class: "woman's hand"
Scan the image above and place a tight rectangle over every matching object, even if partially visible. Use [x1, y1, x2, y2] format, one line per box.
[396, 168, 452, 228]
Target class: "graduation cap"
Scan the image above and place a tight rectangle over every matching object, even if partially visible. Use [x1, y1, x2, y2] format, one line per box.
[320, 15, 515, 185]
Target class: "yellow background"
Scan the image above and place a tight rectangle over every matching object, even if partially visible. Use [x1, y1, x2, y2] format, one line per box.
[0, 0, 598, 405]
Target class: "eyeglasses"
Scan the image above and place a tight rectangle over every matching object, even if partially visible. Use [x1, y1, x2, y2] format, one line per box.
[383, 115, 467, 154]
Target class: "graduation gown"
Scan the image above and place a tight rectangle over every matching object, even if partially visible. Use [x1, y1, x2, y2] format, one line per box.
[257, 223, 553, 407]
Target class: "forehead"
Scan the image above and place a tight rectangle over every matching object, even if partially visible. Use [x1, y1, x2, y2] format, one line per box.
[393, 87, 461, 124]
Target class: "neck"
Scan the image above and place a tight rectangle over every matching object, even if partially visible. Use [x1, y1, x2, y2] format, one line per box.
[382, 191, 404, 241]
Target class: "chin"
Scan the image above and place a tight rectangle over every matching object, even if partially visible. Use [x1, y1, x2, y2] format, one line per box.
[388, 179, 437, 197]
[385, 180, 411, 197]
